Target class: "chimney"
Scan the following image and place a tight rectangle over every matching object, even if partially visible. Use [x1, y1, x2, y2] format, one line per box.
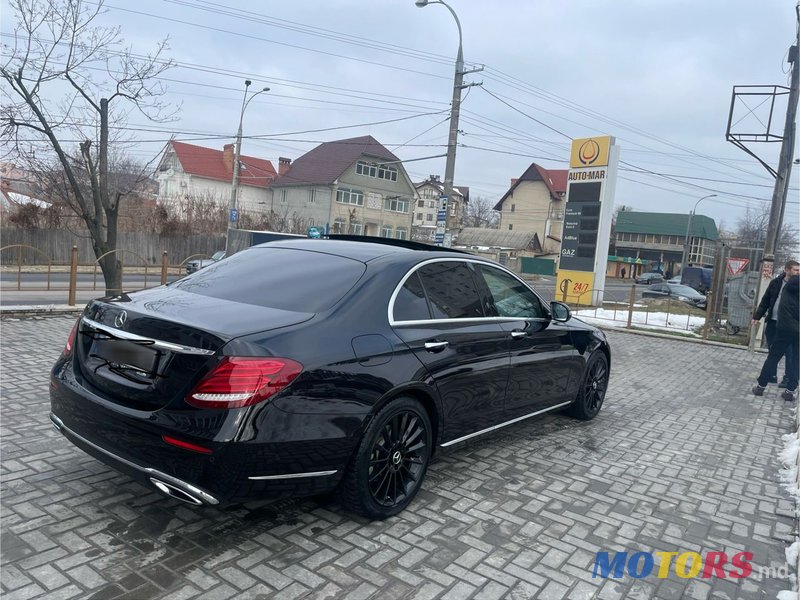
[279, 157, 292, 176]
[511, 178, 518, 186]
[430, 174, 440, 182]
[223, 144, 234, 173]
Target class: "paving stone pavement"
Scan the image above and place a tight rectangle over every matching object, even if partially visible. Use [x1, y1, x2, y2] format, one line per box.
[0, 315, 796, 600]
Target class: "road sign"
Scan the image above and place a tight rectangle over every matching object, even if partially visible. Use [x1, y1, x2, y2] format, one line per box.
[726, 257, 749, 275]
[229, 208, 239, 223]
[437, 210, 447, 222]
[434, 233, 444, 245]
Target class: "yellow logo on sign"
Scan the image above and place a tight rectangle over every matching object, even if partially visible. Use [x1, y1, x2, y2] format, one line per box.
[570, 136, 612, 168]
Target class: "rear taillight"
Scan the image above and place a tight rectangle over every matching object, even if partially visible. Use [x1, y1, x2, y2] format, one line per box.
[186, 357, 303, 409]
[64, 318, 80, 355]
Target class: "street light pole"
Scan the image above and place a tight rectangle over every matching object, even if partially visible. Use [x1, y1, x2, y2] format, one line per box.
[226, 80, 269, 252]
[681, 194, 716, 270]
[415, 0, 481, 245]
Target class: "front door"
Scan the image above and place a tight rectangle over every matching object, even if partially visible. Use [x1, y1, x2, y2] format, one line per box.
[473, 264, 578, 418]
[390, 261, 510, 442]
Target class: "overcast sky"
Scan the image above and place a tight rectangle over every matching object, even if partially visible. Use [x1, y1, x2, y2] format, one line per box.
[2, 0, 798, 231]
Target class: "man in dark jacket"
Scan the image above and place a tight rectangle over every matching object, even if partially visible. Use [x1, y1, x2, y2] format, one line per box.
[753, 274, 799, 401]
[752, 260, 800, 387]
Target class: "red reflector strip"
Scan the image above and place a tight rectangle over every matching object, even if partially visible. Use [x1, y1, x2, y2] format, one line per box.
[64, 318, 79, 354]
[161, 435, 213, 455]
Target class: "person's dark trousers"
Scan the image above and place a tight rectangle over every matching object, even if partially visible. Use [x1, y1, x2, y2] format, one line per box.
[758, 329, 799, 391]
[765, 319, 796, 381]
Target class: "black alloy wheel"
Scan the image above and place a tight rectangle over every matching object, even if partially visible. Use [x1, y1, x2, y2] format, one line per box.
[570, 352, 609, 421]
[340, 397, 432, 519]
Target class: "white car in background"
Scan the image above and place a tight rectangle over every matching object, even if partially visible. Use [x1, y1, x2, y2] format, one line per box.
[186, 250, 225, 274]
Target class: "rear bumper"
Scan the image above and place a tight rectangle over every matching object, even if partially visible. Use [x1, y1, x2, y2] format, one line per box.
[49, 368, 364, 506]
[50, 413, 220, 506]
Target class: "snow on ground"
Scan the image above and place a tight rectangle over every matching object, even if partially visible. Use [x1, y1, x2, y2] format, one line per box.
[574, 308, 705, 336]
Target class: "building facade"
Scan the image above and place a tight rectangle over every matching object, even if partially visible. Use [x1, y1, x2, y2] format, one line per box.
[614, 211, 719, 277]
[268, 136, 416, 238]
[155, 141, 276, 216]
[493, 163, 568, 255]
[411, 175, 468, 242]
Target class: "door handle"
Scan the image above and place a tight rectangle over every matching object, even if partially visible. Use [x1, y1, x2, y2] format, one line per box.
[510, 330, 527, 339]
[424, 341, 449, 352]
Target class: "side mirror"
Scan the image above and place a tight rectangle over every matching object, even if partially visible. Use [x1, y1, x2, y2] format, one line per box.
[550, 301, 571, 323]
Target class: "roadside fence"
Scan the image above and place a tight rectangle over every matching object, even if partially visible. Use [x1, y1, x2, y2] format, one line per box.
[0, 244, 215, 306]
[558, 284, 716, 339]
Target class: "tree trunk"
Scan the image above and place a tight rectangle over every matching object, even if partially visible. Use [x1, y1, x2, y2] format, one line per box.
[96, 98, 121, 293]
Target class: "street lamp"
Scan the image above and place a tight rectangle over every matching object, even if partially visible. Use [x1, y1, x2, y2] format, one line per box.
[227, 79, 269, 252]
[681, 194, 717, 270]
[415, 0, 464, 244]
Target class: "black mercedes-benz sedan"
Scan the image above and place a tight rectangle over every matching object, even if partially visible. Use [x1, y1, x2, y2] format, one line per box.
[50, 238, 610, 519]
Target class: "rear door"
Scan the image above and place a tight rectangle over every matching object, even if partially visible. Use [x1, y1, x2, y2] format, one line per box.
[473, 264, 580, 417]
[390, 260, 510, 443]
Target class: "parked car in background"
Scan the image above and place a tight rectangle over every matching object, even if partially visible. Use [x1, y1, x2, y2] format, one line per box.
[681, 266, 713, 294]
[642, 283, 707, 309]
[635, 272, 664, 285]
[186, 250, 225, 274]
[50, 238, 611, 519]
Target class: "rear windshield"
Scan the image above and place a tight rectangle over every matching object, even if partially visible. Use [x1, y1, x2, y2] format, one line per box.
[172, 247, 366, 312]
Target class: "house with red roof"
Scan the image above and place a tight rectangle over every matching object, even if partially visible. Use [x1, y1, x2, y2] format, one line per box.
[268, 135, 416, 238]
[155, 140, 277, 216]
[493, 163, 568, 255]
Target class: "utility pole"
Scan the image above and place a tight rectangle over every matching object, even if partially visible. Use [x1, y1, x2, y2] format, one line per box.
[762, 36, 799, 276]
[414, 0, 482, 246]
[749, 7, 799, 351]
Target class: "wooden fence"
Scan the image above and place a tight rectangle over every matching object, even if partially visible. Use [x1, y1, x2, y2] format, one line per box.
[0, 229, 226, 265]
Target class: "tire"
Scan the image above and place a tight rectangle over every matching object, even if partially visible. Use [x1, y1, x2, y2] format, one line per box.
[570, 351, 609, 421]
[339, 397, 432, 520]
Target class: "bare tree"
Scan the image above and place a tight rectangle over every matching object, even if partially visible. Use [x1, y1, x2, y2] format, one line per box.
[2, 0, 175, 292]
[462, 195, 499, 229]
[734, 205, 799, 264]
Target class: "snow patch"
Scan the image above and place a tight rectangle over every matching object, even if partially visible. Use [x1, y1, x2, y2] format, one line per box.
[574, 308, 704, 335]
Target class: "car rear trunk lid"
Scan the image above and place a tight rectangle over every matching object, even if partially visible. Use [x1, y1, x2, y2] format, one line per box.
[74, 287, 313, 410]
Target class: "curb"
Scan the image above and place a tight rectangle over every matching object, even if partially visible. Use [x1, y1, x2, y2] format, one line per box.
[0, 305, 83, 319]
[588, 321, 767, 353]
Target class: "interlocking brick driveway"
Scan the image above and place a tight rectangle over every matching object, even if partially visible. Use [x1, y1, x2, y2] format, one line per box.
[1, 316, 795, 599]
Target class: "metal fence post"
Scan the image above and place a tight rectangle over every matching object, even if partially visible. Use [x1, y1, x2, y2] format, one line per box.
[161, 251, 168, 285]
[68, 245, 78, 306]
[626, 284, 636, 329]
[16, 246, 22, 290]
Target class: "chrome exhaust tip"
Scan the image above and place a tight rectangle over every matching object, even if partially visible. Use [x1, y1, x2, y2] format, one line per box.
[149, 478, 205, 506]
[49, 413, 63, 434]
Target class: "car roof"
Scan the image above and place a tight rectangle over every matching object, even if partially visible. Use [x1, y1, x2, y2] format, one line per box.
[251, 237, 471, 263]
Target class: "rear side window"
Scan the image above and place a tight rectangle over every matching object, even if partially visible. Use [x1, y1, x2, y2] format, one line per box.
[393, 271, 431, 321]
[416, 262, 483, 319]
[172, 247, 366, 312]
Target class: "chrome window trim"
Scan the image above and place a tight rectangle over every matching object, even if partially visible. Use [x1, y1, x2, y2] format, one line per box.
[388, 257, 550, 326]
[49, 414, 219, 505]
[440, 401, 572, 447]
[82, 317, 216, 356]
[393, 316, 548, 328]
[248, 470, 338, 481]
